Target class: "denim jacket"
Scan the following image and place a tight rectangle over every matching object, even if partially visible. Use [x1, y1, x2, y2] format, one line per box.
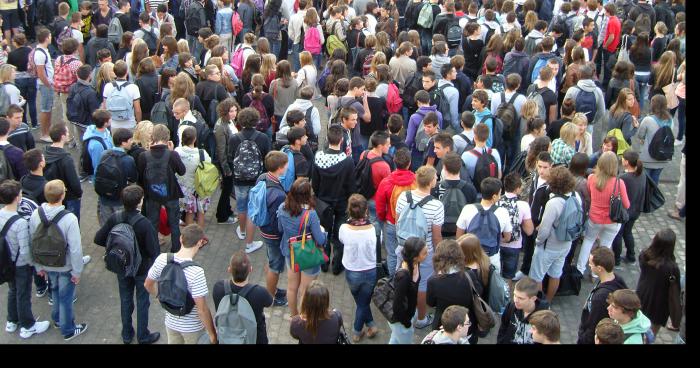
[276, 204, 327, 258]
[215, 6, 233, 35]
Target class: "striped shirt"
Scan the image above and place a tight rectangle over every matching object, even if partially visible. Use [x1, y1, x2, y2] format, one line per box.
[148, 253, 208, 333]
[395, 191, 444, 251]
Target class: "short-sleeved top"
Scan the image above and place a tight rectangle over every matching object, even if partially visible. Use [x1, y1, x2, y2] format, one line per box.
[212, 281, 273, 345]
[500, 193, 532, 249]
[456, 203, 513, 235]
[34, 46, 54, 86]
[70, 28, 84, 44]
[102, 80, 141, 129]
[147, 253, 208, 333]
[539, 87, 558, 125]
[290, 312, 341, 344]
[395, 191, 445, 251]
[174, 146, 211, 193]
[461, 147, 502, 179]
[603, 16, 621, 53]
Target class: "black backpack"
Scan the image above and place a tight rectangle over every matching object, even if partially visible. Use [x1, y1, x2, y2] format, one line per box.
[469, 148, 498, 191]
[648, 118, 674, 161]
[439, 181, 468, 234]
[144, 150, 171, 203]
[104, 212, 142, 278]
[353, 151, 385, 199]
[94, 150, 127, 201]
[141, 28, 158, 55]
[180, 111, 213, 154]
[157, 253, 197, 316]
[495, 92, 520, 141]
[432, 85, 454, 130]
[0, 215, 22, 285]
[185, 1, 204, 37]
[81, 137, 107, 177]
[480, 114, 505, 156]
[0, 144, 15, 182]
[446, 19, 462, 49]
[401, 72, 421, 111]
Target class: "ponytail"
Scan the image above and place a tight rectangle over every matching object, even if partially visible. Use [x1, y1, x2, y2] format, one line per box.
[622, 149, 643, 177]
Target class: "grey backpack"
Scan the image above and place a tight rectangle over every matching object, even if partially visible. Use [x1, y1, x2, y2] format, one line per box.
[0, 145, 15, 182]
[0, 84, 11, 116]
[215, 282, 257, 344]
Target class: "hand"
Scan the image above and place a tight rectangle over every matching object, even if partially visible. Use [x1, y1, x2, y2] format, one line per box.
[167, 141, 174, 150]
[71, 276, 80, 285]
[209, 335, 218, 344]
[194, 65, 201, 72]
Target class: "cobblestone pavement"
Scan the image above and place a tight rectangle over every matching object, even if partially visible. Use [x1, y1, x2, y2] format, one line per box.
[0, 98, 685, 344]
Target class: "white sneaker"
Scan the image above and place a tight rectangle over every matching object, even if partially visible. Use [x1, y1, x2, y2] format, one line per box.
[5, 321, 17, 333]
[512, 271, 525, 281]
[82, 255, 91, 265]
[236, 226, 246, 240]
[245, 241, 263, 254]
[19, 320, 50, 339]
[675, 139, 684, 146]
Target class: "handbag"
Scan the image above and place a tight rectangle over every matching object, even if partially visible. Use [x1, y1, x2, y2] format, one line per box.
[662, 69, 679, 109]
[609, 176, 629, 223]
[617, 35, 630, 63]
[288, 210, 329, 272]
[463, 271, 496, 333]
[334, 309, 351, 344]
[629, 79, 641, 118]
[642, 172, 665, 213]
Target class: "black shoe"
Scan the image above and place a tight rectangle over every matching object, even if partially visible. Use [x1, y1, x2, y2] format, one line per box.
[275, 289, 287, 298]
[321, 261, 329, 273]
[615, 259, 621, 267]
[331, 263, 344, 275]
[139, 332, 160, 344]
[123, 336, 133, 344]
[624, 255, 636, 264]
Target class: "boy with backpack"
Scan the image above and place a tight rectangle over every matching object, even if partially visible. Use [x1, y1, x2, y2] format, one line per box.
[94, 128, 138, 226]
[461, 123, 502, 194]
[43, 122, 83, 220]
[137, 124, 186, 252]
[436, 64, 460, 133]
[101, 60, 142, 130]
[185, 0, 207, 63]
[6, 105, 35, 153]
[0, 117, 28, 180]
[453, 111, 476, 156]
[93, 185, 161, 344]
[496, 276, 550, 344]
[57, 13, 85, 62]
[67, 65, 102, 182]
[279, 86, 321, 151]
[433, 152, 477, 237]
[29, 179, 88, 341]
[109, 0, 133, 49]
[1, 180, 51, 339]
[230, 107, 270, 254]
[53, 37, 83, 141]
[134, 11, 159, 56]
[212, 250, 274, 344]
[491, 74, 526, 163]
[563, 64, 606, 147]
[32, 28, 55, 143]
[406, 90, 442, 171]
[471, 89, 501, 150]
[417, 112, 440, 169]
[82, 109, 114, 183]
[497, 173, 534, 285]
[283, 127, 313, 181]
[528, 166, 584, 303]
[145, 224, 217, 344]
[387, 114, 408, 156]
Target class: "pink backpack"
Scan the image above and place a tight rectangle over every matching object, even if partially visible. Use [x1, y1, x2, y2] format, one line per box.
[386, 82, 403, 114]
[231, 45, 252, 78]
[303, 25, 322, 55]
[231, 11, 243, 36]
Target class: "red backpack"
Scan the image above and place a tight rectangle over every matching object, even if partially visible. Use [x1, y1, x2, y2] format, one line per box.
[386, 82, 403, 114]
[303, 25, 322, 54]
[246, 93, 271, 133]
[53, 56, 80, 94]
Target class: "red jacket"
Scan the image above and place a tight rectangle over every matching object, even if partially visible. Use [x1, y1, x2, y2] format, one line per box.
[360, 150, 392, 199]
[375, 169, 416, 224]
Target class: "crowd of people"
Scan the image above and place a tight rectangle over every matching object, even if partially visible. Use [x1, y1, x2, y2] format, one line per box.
[0, 0, 686, 344]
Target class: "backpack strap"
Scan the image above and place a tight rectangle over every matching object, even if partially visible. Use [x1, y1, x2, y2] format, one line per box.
[415, 194, 434, 208]
[198, 149, 205, 169]
[86, 136, 108, 150]
[507, 92, 519, 105]
[1, 215, 22, 264]
[50, 210, 71, 226]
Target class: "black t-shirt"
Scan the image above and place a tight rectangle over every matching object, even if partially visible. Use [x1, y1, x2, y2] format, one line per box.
[291, 148, 311, 179]
[7, 46, 31, 72]
[462, 38, 485, 78]
[212, 281, 273, 345]
[538, 87, 557, 125]
[290, 311, 341, 344]
[547, 118, 570, 141]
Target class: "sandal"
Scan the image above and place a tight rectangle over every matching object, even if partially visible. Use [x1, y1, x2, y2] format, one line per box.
[366, 326, 379, 339]
[352, 331, 364, 343]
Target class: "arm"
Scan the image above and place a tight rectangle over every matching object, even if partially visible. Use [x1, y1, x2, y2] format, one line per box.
[133, 99, 142, 122]
[64, 157, 83, 197]
[548, 104, 558, 125]
[195, 297, 217, 344]
[94, 216, 115, 246]
[449, 89, 459, 131]
[619, 180, 630, 210]
[36, 58, 51, 87]
[578, 291, 610, 344]
[431, 224, 443, 248]
[312, 108, 321, 136]
[66, 216, 84, 279]
[535, 201, 557, 245]
[375, 180, 388, 222]
[309, 211, 328, 246]
[426, 156, 435, 167]
[361, 95, 371, 122]
[170, 150, 187, 176]
[405, 117, 417, 148]
[214, 125, 231, 176]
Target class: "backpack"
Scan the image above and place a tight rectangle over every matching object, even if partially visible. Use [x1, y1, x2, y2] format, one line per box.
[455, 133, 475, 156]
[433, 85, 453, 130]
[469, 147, 498, 190]
[354, 151, 385, 199]
[247, 94, 271, 133]
[362, 53, 374, 77]
[505, 149, 528, 178]
[466, 204, 501, 255]
[524, 35, 542, 56]
[417, 3, 434, 29]
[194, 149, 220, 198]
[396, 191, 433, 246]
[538, 0, 554, 22]
[144, 150, 171, 203]
[401, 72, 421, 110]
[248, 180, 270, 227]
[0, 143, 13, 182]
[503, 53, 528, 79]
[150, 100, 174, 130]
[106, 81, 135, 121]
[17, 195, 39, 221]
[552, 14, 576, 39]
[185, 1, 204, 36]
[624, 328, 656, 345]
[483, 23, 500, 46]
[552, 193, 585, 242]
[496, 194, 521, 243]
[486, 264, 510, 315]
[446, 20, 462, 49]
[56, 26, 74, 50]
[415, 122, 430, 152]
[526, 86, 547, 121]
[31, 208, 71, 267]
[26, 47, 49, 79]
[530, 57, 549, 87]
[648, 117, 674, 161]
[80, 137, 107, 177]
[386, 82, 403, 114]
[317, 67, 331, 95]
[372, 272, 399, 322]
[496, 92, 520, 141]
[575, 86, 598, 124]
[157, 253, 197, 316]
[232, 132, 264, 182]
[94, 150, 126, 200]
[325, 21, 347, 56]
[215, 283, 258, 344]
[141, 28, 158, 55]
[389, 183, 417, 222]
[439, 181, 468, 234]
[66, 84, 92, 124]
[231, 45, 253, 78]
[280, 146, 296, 192]
[180, 111, 212, 151]
[304, 25, 322, 54]
[0, 215, 22, 285]
[103, 212, 142, 278]
[231, 11, 244, 37]
[108, 15, 124, 44]
[53, 56, 79, 94]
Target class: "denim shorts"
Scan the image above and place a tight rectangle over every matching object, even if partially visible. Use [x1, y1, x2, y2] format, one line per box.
[529, 246, 570, 282]
[264, 237, 285, 274]
[38, 84, 54, 113]
[500, 247, 520, 279]
[285, 256, 321, 277]
[233, 185, 252, 212]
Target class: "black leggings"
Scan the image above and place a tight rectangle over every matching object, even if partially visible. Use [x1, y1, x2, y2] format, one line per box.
[612, 214, 640, 261]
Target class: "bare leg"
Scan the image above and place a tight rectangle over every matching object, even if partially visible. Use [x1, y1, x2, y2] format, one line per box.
[197, 210, 205, 229]
[40, 112, 51, 138]
[287, 268, 302, 317]
[417, 291, 427, 320]
[265, 265, 280, 297]
[237, 213, 246, 234]
[298, 273, 317, 309]
[651, 323, 662, 336]
[245, 217, 256, 244]
[184, 212, 195, 225]
[545, 278, 560, 303]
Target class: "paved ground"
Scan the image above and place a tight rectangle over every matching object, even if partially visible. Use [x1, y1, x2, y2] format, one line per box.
[0, 96, 685, 344]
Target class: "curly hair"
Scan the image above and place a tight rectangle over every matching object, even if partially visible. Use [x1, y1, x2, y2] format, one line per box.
[432, 240, 465, 275]
[546, 166, 576, 195]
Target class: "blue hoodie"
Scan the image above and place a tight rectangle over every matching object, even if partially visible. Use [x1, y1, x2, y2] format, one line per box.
[82, 125, 114, 178]
[474, 107, 495, 148]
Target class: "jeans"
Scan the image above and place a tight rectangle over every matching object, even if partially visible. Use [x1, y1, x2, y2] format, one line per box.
[419, 29, 432, 56]
[351, 145, 363, 164]
[519, 232, 536, 275]
[264, 237, 285, 274]
[345, 269, 377, 336]
[48, 271, 77, 336]
[292, 43, 302, 71]
[645, 168, 663, 185]
[635, 73, 651, 113]
[270, 40, 281, 61]
[116, 273, 151, 342]
[411, 150, 423, 172]
[612, 214, 639, 261]
[676, 97, 686, 141]
[216, 173, 234, 222]
[15, 77, 37, 127]
[144, 198, 182, 252]
[384, 223, 398, 277]
[38, 83, 54, 112]
[576, 220, 622, 274]
[65, 198, 81, 223]
[187, 35, 203, 63]
[389, 313, 415, 344]
[6, 265, 35, 329]
[367, 199, 381, 240]
[312, 53, 323, 71]
[359, 135, 370, 152]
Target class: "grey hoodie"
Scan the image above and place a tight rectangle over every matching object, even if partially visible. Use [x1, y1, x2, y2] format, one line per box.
[29, 204, 83, 278]
[422, 329, 470, 344]
[280, 99, 321, 137]
[535, 192, 582, 252]
[563, 79, 606, 126]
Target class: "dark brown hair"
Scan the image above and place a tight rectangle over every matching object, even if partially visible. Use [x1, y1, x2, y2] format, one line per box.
[300, 280, 331, 338]
[283, 178, 315, 217]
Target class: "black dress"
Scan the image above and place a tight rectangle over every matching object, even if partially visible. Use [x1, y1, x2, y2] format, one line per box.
[636, 258, 681, 326]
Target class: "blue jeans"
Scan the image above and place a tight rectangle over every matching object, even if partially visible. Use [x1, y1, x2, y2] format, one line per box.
[676, 97, 686, 140]
[48, 271, 77, 336]
[312, 53, 323, 71]
[345, 269, 377, 335]
[15, 77, 37, 127]
[65, 199, 81, 223]
[645, 168, 663, 185]
[367, 199, 381, 240]
[411, 150, 423, 172]
[384, 223, 398, 277]
[292, 43, 302, 71]
[419, 29, 432, 56]
[187, 35, 203, 63]
[264, 237, 285, 274]
[6, 265, 36, 329]
[389, 313, 416, 344]
[144, 198, 182, 252]
[116, 274, 151, 342]
[270, 40, 281, 60]
[635, 73, 651, 112]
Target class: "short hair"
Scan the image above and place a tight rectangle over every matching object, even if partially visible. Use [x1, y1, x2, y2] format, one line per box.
[442, 153, 462, 175]
[181, 126, 197, 146]
[341, 107, 358, 122]
[299, 86, 315, 100]
[485, 56, 498, 73]
[348, 76, 365, 91]
[230, 250, 251, 283]
[415, 90, 430, 105]
[238, 107, 260, 129]
[546, 166, 576, 195]
[537, 151, 553, 164]
[37, 28, 51, 44]
[5, 104, 22, 118]
[529, 310, 560, 342]
[44, 179, 66, 204]
[461, 111, 475, 129]
[151, 124, 170, 143]
[61, 37, 79, 56]
[197, 27, 213, 39]
[422, 112, 438, 127]
[515, 276, 539, 298]
[49, 122, 68, 143]
[0, 180, 21, 205]
[70, 12, 81, 24]
[369, 130, 390, 148]
[346, 193, 368, 220]
[539, 65, 554, 81]
[181, 224, 205, 248]
[173, 97, 190, 112]
[607, 289, 641, 318]
[286, 109, 305, 127]
[579, 64, 594, 79]
[394, 148, 411, 170]
[433, 133, 453, 151]
[535, 20, 548, 32]
[422, 70, 436, 81]
[503, 172, 522, 192]
[480, 177, 502, 199]
[451, 54, 465, 70]
[473, 123, 490, 143]
[603, 2, 616, 15]
[287, 126, 306, 146]
[440, 63, 455, 78]
[96, 24, 108, 38]
[77, 64, 92, 80]
[417, 56, 432, 70]
[591, 247, 615, 273]
[441, 305, 470, 334]
[472, 90, 489, 105]
[505, 74, 521, 90]
[121, 185, 144, 211]
[326, 124, 343, 146]
[415, 166, 437, 188]
[265, 151, 288, 172]
[23, 148, 44, 172]
[110, 128, 132, 147]
[595, 318, 625, 344]
[92, 109, 111, 129]
[387, 114, 403, 134]
[113, 60, 128, 78]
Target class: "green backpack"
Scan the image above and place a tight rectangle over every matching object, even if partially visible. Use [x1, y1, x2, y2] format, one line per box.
[325, 21, 347, 56]
[194, 149, 220, 198]
[417, 2, 435, 29]
[31, 208, 71, 267]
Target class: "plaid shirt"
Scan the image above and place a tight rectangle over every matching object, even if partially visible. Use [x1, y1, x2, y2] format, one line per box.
[550, 138, 576, 167]
[0, 209, 32, 267]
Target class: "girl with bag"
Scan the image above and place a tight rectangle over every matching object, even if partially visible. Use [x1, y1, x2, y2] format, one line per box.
[277, 178, 328, 317]
[575, 152, 630, 276]
[636, 95, 673, 184]
[389, 237, 427, 344]
[611, 150, 646, 265]
[290, 281, 345, 344]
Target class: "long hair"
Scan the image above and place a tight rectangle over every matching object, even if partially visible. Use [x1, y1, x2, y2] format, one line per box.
[132, 120, 154, 149]
[458, 234, 490, 285]
[283, 178, 315, 217]
[260, 54, 277, 83]
[526, 136, 551, 171]
[640, 228, 677, 269]
[161, 36, 178, 59]
[300, 280, 331, 338]
[130, 40, 149, 77]
[276, 60, 293, 88]
[324, 60, 347, 96]
[250, 74, 266, 100]
[654, 51, 676, 89]
[170, 72, 195, 103]
[402, 237, 427, 280]
[242, 54, 262, 89]
[503, 28, 521, 53]
[594, 151, 618, 191]
[96, 62, 115, 94]
[432, 240, 465, 275]
[610, 88, 634, 118]
[622, 149, 643, 177]
[650, 94, 672, 121]
[216, 98, 239, 123]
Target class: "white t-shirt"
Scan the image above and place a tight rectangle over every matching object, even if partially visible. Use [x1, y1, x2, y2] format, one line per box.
[147, 253, 208, 333]
[521, 134, 536, 152]
[339, 224, 377, 272]
[102, 80, 141, 130]
[33, 46, 53, 86]
[453, 130, 475, 154]
[456, 203, 513, 236]
[71, 28, 84, 44]
[395, 191, 444, 251]
[499, 193, 532, 249]
[3, 83, 25, 106]
[490, 91, 527, 117]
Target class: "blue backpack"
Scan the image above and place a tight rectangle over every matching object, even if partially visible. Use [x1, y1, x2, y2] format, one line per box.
[575, 86, 598, 124]
[280, 146, 295, 192]
[538, 0, 554, 22]
[553, 193, 585, 242]
[396, 192, 433, 247]
[530, 57, 549, 86]
[466, 204, 501, 256]
[247, 180, 269, 227]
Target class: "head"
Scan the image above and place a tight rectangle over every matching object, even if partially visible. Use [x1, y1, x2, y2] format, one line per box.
[132, 120, 154, 149]
[341, 107, 359, 130]
[92, 109, 111, 130]
[181, 126, 197, 147]
[113, 60, 128, 79]
[529, 310, 560, 344]
[120, 185, 144, 212]
[172, 98, 191, 122]
[348, 77, 366, 97]
[346, 193, 368, 221]
[513, 277, 539, 311]
[440, 305, 471, 337]
[521, 100, 540, 122]
[594, 151, 618, 191]
[441, 63, 457, 81]
[536, 151, 553, 181]
[300, 280, 331, 338]
[595, 318, 625, 344]
[422, 112, 439, 136]
[480, 177, 502, 203]
[111, 128, 133, 149]
[61, 38, 80, 57]
[432, 239, 465, 275]
[559, 122, 577, 147]
[402, 237, 428, 270]
[569, 152, 590, 178]
[228, 250, 252, 283]
[606, 289, 641, 323]
[284, 178, 315, 217]
[151, 124, 170, 145]
[216, 98, 240, 123]
[457, 234, 490, 285]
[503, 172, 522, 195]
[180, 224, 206, 249]
[387, 114, 403, 136]
[265, 151, 289, 177]
[0, 180, 21, 206]
[369, 131, 390, 154]
[621, 149, 643, 177]
[44, 180, 66, 205]
[23, 148, 45, 173]
[238, 107, 261, 130]
[421, 71, 437, 91]
[471, 90, 489, 111]
[49, 122, 69, 144]
[415, 166, 437, 190]
[5, 105, 22, 128]
[433, 133, 453, 159]
[589, 247, 615, 278]
[287, 127, 307, 149]
[473, 123, 490, 146]
[460, 111, 475, 131]
[650, 95, 672, 121]
[641, 228, 677, 268]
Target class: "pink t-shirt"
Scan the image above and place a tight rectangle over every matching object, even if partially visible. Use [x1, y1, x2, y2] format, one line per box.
[587, 174, 630, 224]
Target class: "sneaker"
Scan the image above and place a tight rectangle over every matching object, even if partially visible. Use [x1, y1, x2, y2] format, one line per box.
[49, 295, 77, 306]
[82, 255, 91, 265]
[53, 321, 60, 329]
[414, 314, 434, 329]
[512, 270, 525, 281]
[245, 241, 263, 254]
[39, 136, 52, 143]
[275, 289, 287, 298]
[78, 175, 89, 183]
[624, 255, 637, 264]
[5, 321, 17, 333]
[236, 226, 246, 240]
[217, 216, 238, 225]
[675, 139, 684, 146]
[63, 323, 88, 341]
[36, 288, 48, 298]
[19, 321, 50, 339]
[273, 296, 288, 306]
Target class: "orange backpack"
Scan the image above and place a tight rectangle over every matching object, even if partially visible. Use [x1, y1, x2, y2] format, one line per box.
[389, 182, 417, 222]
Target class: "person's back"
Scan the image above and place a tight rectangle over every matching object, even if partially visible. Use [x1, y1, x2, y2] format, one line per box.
[290, 310, 341, 344]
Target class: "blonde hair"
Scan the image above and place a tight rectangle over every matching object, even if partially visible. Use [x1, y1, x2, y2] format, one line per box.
[207, 56, 224, 73]
[571, 112, 588, 128]
[594, 151, 618, 191]
[260, 53, 277, 80]
[133, 120, 154, 149]
[96, 62, 116, 92]
[170, 72, 196, 103]
[520, 99, 539, 121]
[44, 179, 66, 204]
[0, 64, 16, 83]
[299, 51, 313, 67]
[370, 51, 387, 74]
[559, 122, 577, 146]
[415, 166, 436, 188]
[524, 11, 538, 33]
[177, 39, 190, 54]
